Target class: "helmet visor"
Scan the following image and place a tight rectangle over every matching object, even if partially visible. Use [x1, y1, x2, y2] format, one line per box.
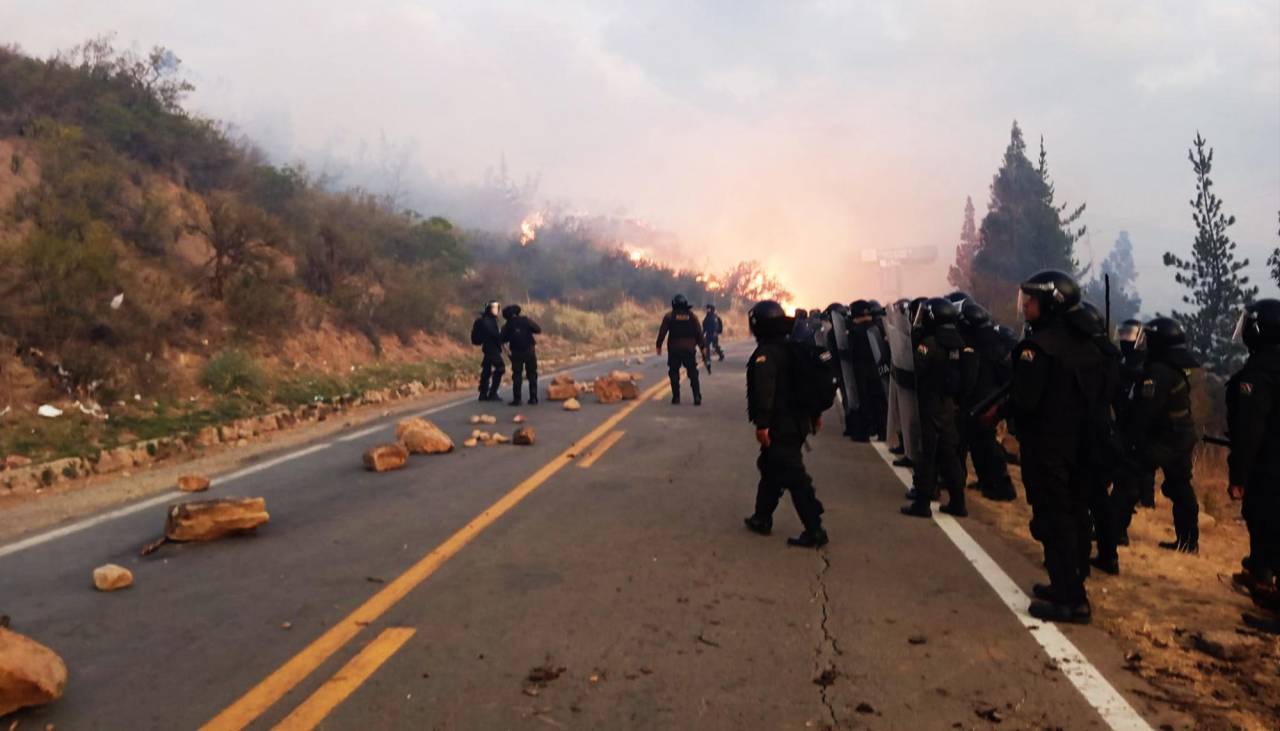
[1117, 322, 1143, 344]
[1232, 309, 1249, 343]
[912, 303, 927, 329]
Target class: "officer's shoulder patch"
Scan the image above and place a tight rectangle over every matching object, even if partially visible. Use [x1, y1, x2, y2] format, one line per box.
[916, 344, 928, 355]
[1142, 378, 1156, 398]
[1239, 381, 1254, 396]
[754, 354, 767, 364]
[963, 346, 975, 353]
[1019, 349, 1036, 362]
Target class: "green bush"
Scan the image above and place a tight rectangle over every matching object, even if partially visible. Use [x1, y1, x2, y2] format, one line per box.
[225, 271, 296, 334]
[201, 349, 266, 397]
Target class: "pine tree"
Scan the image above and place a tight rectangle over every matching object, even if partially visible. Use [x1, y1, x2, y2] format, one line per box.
[947, 197, 979, 291]
[1268, 211, 1280, 288]
[1162, 132, 1258, 373]
[1082, 231, 1142, 322]
[970, 121, 1084, 323]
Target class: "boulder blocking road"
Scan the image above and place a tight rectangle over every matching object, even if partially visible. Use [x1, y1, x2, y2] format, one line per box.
[1, 348, 1180, 729]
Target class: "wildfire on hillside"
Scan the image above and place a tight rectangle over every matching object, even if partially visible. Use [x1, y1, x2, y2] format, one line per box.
[518, 211, 544, 246]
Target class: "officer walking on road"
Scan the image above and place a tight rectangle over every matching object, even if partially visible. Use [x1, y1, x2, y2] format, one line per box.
[1226, 299, 1280, 619]
[901, 297, 968, 519]
[742, 300, 828, 548]
[657, 294, 707, 405]
[470, 300, 505, 402]
[704, 304, 726, 362]
[995, 270, 1107, 624]
[1119, 318, 1201, 554]
[500, 304, 542, 406]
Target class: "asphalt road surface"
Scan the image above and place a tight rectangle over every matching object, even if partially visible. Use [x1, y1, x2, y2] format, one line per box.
[2, 347, 1179, 730]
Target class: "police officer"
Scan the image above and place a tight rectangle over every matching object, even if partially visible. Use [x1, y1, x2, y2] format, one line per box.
[742, 300, 828, 548]
[470, 300, 505, 402]
[791, 308, 815, 344]
[959, 300, 1017, 501]
[1227, 299, 1280, 607]
[1114, 319, 1157, 514]
[704, 304, 726, 361]
[901, 297, 967, 519]
[847, 300, 890, 442]
[1120, 318, 1200, 553]
[500, 304, 542, 406]
[657, 294, 707, 405]
[998, 270, 1108, 624]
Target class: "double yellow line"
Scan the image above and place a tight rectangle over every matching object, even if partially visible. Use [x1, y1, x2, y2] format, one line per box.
[202, 379, 671, 731]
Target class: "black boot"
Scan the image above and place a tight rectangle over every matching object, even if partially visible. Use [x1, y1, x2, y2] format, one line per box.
[1090, 555, 1120, 575]
[1028, 599, 1092, 625]
[528, 380, 539, 405]
[892, 456, 914, 468]
[743, 516, 772, 536]
[787, 528, 829, 548]
[1032, 583, 1056, 601]
[939, 500, 967, 518]
[900, 502, 932, 518]
[509, 382, 522, 407]
[981, 480, 1017, 502]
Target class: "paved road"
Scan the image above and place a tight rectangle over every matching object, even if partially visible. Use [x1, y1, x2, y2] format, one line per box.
[2, 348, 1175, 729]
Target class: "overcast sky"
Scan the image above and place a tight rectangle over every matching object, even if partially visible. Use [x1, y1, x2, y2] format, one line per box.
[5, 0, 1279, 311]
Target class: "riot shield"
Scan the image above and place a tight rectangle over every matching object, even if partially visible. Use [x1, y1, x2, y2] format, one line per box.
[829, 308, 858, 422]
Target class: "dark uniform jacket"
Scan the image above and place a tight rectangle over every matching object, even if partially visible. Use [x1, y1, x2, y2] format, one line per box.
[971, 325, 1012, 404]
[914, 328, 965, 427]
[703, 312, 724, 337]
[657, 309, 706, 353]
[747, 338, 809, 441]
[1227, 347, 1280, 488]
[500, 315, 542, 353]
[1008, 318, 1108, 444]
[470, 313, 503, 356]
[1125, 358, 1197, 460]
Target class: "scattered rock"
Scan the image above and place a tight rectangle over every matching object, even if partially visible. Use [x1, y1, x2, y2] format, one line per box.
[563, 398, 581, 412]
[163, 497, 270, 542]
[177, 475, 211, 493]
[463, 438, 479, 448]
[478, 415, 497, 425]
[513, 427, 536, 446]
[0, 626, 68, 716]
[513, 414, 526, 424]
[2, 455, 31, 471]
[491, 433, 510, 445]
[92, 564, 134, 592]
[907, 634, 928, 645]
[94, 447, 134, 475]
[975, 705, 1004, 723]
[616, 380, 641, 400]
[363, 443, 410, 472]
[593, 377, 623, 404]
[396, 419, 454, 454]
[547, 377, 579, 401]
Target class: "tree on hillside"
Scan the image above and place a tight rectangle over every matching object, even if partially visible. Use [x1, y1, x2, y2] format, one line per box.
[969, 121, 1085, 323]
[186, 192, 279, 299]
[1082, 231, 1142, 323]
[947, 196, 979, 291]
[1268, 212, 1280, 288]
[1162, 133, 1257, 373]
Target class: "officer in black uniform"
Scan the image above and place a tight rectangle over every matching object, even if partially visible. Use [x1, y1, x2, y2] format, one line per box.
[997, 270, 1108, 624]
[959, 300, 1017, 501]
[847, 300, 890, 442]
[1227, 299, 1280, 608]
[1120, 318, 1201, 553]
[1068, 302, 1123, 576]
[901, 297, 968, 519]
[657, 294, 707, 405]
[500, 304, 542, 406]
[1113, 319, 1156, 514]
[703, 304, 726, 361]
[742, 300, 828, 548]
[470, 300, 505, 402]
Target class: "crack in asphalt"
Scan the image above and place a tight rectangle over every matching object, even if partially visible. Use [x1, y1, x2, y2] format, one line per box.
[815, 549, 841, 728]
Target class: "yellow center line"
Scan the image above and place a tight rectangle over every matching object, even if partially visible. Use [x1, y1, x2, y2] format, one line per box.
[576, 430, 626, 469]
[272, 627, 417, 731]
[201, 379, 670, 731]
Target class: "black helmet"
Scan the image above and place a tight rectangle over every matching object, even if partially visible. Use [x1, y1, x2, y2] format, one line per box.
[867, 299, 886, 317]
[501, 304, 522, 319]
[749, 300, 794, 339]
[1236, 299, 1280, 351]
[960, 300, 992, 329]
[893, 298, 911, 314]
[825, 302, 849, 318]
[850, 299, 873, 318]
[1141, 317, 1198, 368]
[795, 308, 809, 319]
[908, 296, 928, 323]
[672, 294, 691, 311]
[946, 291, 971, 306]
[1116, 318, 1143, 345]
[916, 297, 960, 332]
[705, 303, 716, 312]
[1020, 270, 1080, 318]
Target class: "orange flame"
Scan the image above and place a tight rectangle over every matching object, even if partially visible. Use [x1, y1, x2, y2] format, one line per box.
[518, 212, 544, 246]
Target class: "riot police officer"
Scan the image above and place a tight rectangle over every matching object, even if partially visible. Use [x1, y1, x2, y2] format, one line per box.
[500, 304, 542, 406]
[470, 300, 505, 402]
[704, 304, 726, 361]
[998, 270, 1108, 624]
[1116, 320, 1156, 512]
[1121, 318, 1201, 553]
[743, 300, 828, 548]
[657, 294, 707, 405]
[901, 297, 967, 519]
[959, 300, 1017, 501]
[1227, 299, 1280, 608]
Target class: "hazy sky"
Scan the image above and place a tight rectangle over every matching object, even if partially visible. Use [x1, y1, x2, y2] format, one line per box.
[6, 1, 1279, 311]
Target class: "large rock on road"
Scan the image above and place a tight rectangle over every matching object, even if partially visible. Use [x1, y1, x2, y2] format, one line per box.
[0, 627, 68, 716]
[164, 497, 270, 542]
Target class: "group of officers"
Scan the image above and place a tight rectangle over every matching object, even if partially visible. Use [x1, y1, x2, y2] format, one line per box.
[742, 271, 1280, 629]
[469, 279, 1280, 630]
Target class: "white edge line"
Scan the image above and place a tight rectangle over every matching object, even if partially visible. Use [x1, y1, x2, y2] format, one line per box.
[0, 357, 630, 559]
[870, 441, 1153, 731]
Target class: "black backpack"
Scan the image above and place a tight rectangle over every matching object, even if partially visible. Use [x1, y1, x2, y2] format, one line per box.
[788, 342, 838, 417]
